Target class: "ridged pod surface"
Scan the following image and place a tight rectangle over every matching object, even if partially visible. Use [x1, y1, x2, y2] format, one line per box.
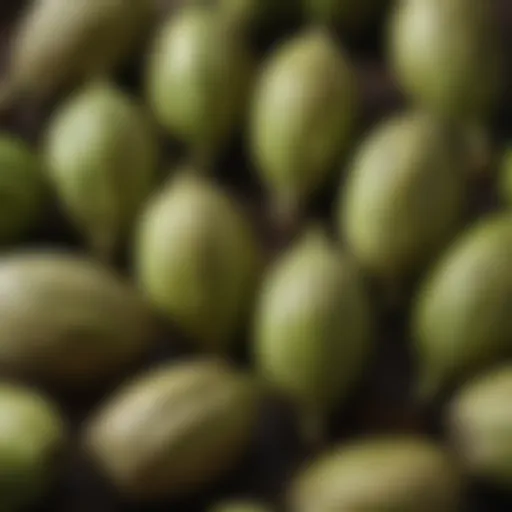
[44, 81, 159, 261]
[0, 252, 155, 389]
[0, 134, 46, 244]
[302, 0, 388, 33]
[339, 111, 467, 280]
[0, 384, 65, 510]
[448, 365, 512, 490]
[135, 171, 261, 353]
[84, 359, 262, 500]
[1, 0, 152, 106]
[145, 5, 254, 162]
[253, 226, 373, 441]
[388, 0, 503, 121]
[413, 214, 512, 399]
[250, 28, 358, 219]
[288, 437, 463, 512]
[209, 500, 272, 512]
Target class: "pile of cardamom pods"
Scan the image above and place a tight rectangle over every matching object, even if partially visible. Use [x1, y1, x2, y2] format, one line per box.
[0, 0, 510, 510]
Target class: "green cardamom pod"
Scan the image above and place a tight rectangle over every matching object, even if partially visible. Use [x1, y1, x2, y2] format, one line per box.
[288, 437, 463, 512]
[0, 0, 153, 108]
[145, 5, 254, 164]
[44, 81, 159, 261]
[253, 226, 373, 442]
[135, 170, 261, 353]
[448, 365, 512, 490]
[339, 111, 467, 280]
[250, 28, 358, 222]
[209, 501, 272, 512]
[412, 214, 512, 400]
[84, 359, 262, 500]
[0, 383, 66, 511]
[388, 0, 503, 121]
[0, 133, 46, 244]
[0, 252, 155, 389]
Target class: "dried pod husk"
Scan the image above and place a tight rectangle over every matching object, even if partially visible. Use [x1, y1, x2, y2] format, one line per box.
[145, 5, 255, 164]
[388, 0, 503, 121]
[302, 0, 388, 34]
[135, 171, 262, 353]
[412, 214, 512, 400]
[44, 81, 159, 262]
[250, 28, 358, 223]
[0, 134, 46, 244]
[448, 365, 512, 490]
[0, 252, 155, 390]
[339, 111, 468, 281]
[288, 437, 463, 512]
[84, 359, 262, 501]
[0, 383, 66, 511]
[253, 226, 373, 442]
[498, 145, 512, 205]
[208, 500, 272, 512]
[1, 0, 153, 108]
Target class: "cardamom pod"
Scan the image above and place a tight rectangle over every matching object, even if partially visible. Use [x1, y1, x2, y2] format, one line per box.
[253, 226, 373, 442]
[288, 437, 463, 512]
[135, 170, 261, 353]
[413, 213, 512, 399]
[0, 133, 46, 244]
[209, 501, 272, 512]
[145, 5, 254, 163]
[250, 27, 358, 221]
[448, 365, 512, 490]
[0, 383, 66, 511]
[339, 111, 467, 280]
[0, 252, 155, 389]
[1, 0, 153, 107]
[84, 359, 262, 500]
[44, 81, 159, 261]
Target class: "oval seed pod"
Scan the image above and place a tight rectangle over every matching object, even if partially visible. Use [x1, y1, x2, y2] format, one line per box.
[448, 365, 512, 490]
[0, 0, 153, 108]
[84, 359, 262, 500]
[253, 226, 373, 442]
[339, 111, 467, 280]
[250, 28, 358, 222]
[0, 252, 155, 390]
[302, 0, 388, 33]
[0, 134, 46, 244]
[145, 5, 254, 163]
[0, 383, 66, 511]
[44, 81, 159, 261]
[288, 436, 463, 512]
[135, 171, 261, 353]
[412, 214, 512, 399]
[209, 500, 272, 512]
[388, 0, 503, 121]
[498, 145, 512, 205]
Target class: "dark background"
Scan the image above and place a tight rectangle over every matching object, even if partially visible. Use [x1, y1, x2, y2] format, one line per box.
[0, 1, 511, 511]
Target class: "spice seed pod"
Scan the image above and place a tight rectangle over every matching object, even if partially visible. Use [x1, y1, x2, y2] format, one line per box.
[84, 359, 262, 500]
[413, 214, 512, 400]
[1, 0, 153, 108]
[250, 27, 358, 222]
[44, 81, 159, 262]
[209, 501, 272, 512]
[0, 252, 155, 390]
[145, 5, 254, 164]
[253, 226, 373, 442]
[135, 171, 262, 353]
[288, 437, 463, 512]
[448, 365, 512, 490]
[339, 111, 467, 280]
[0, 134, 46, 244]
[0, 383, 66, 511]
[388, 0, 503, 121]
